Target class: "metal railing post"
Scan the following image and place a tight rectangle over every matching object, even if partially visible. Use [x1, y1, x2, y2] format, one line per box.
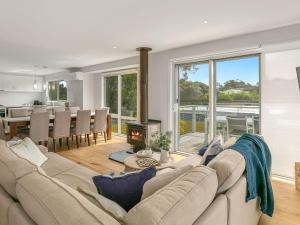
[192, 105, 196, 133]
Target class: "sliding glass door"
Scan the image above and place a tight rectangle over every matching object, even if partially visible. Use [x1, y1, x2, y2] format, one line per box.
[177, 62, 210, 153]
[215, 56, 260, 139]
[104, 70, 139, 135]
[175, 54, 260, 153]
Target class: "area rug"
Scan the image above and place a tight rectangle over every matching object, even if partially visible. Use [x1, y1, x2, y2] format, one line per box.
[109, 149, 134, 164]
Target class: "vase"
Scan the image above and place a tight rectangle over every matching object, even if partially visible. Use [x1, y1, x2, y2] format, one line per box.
[160, 149, 169, 163]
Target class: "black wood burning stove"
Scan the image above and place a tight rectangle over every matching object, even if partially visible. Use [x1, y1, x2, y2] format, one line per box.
[127, 120, 161, 152]
[126, 47, 161, 152]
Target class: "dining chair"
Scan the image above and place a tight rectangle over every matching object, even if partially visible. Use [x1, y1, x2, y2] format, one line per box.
[10, 108, 29, 118]
[226, 116, 248, 138]
[92, 108, 108, 144]
[252, 116, 260, 134]
[68, 106, 80, 114]
[33, 107, 47, 114]
[50, 111, 71, 152]
[72, 110, 91, 148]
[30, 112, 49, 145]
[53, 106, 65, 113]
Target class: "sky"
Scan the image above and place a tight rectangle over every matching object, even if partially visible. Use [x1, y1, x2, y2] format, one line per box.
[179, 55, 259, 85]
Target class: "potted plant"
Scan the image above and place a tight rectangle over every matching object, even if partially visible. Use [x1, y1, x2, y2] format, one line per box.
[149, 131, 172, 163]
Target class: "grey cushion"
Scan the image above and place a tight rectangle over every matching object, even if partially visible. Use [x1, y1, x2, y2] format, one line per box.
[0, 140, 37, 199]
[208, 149, 245, 193]
[141, 165, 193, 200]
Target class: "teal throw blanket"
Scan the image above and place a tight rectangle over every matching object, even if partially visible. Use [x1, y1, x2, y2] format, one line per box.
[230, 133, 274, 217]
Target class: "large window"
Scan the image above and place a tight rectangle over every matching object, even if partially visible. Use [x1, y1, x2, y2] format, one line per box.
[104, 70, 138, 135]
[48, 80, 67, 101]
[175, 54, 260, 153]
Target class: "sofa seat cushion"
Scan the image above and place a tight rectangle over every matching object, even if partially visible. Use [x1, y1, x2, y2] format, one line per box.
[54, 165, 99, 193]
[141, 165, 193, 200]
[124, 166, 218, 225]
[0, 140, 37, 199]
[41, 152, 77, 177]
[16, 171, 121, 225]
[208, 149, 245, 194]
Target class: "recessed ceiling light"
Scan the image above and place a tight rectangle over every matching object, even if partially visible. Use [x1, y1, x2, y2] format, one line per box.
[203, 20, 208, 24]
[113, 46, 117, 49]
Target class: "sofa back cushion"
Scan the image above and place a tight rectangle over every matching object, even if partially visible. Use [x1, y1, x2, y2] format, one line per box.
[16, 171, 120, 225]
[208, 149, 245, 193]
[0, 140, 37, 199]
[124, 166, 218, 225]
[141, 165, 193, 200]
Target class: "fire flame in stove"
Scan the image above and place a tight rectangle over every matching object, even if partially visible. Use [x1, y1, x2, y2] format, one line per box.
[131, 131, 143, 141]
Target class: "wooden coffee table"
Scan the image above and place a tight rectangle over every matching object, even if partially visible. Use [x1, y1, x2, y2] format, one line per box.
[123, 152, 186, 172]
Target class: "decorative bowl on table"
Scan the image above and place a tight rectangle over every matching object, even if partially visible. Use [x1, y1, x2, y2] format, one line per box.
[136, 149, 153, 158]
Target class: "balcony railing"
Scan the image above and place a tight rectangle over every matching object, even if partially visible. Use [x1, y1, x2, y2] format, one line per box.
[179, 104, 259, 134]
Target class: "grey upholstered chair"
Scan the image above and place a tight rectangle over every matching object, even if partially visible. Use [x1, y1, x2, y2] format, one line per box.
[226, 116, 248, 138]
[10, 108, 29, 118]
[50, 111, 71, 152]
[92, 109, 108, 143]
[53, 106, 65, 113]
[30, 112, 49, 145]
[72, 110, 91, 148]
[33, 107, 47, 114]
[69, 106, 80, 114]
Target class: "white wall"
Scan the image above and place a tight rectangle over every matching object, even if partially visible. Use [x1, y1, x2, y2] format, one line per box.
[46, 23, 300, 178]
[262, 49, 300, 178]
[0, 73, 44, 106]
[75, 72, 95, 110]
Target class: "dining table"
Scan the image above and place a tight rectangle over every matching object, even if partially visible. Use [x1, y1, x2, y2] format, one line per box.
[2, 113, 112, 140]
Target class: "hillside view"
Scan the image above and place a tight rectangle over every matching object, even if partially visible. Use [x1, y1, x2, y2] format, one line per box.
[180, 78, 259, 106]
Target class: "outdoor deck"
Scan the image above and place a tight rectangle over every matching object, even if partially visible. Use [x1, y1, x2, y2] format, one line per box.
[179, 132, 205, 153]
[179, 104, 259, 153]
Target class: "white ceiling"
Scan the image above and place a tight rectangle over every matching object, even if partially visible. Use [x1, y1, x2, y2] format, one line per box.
[1, 0, 300, 75]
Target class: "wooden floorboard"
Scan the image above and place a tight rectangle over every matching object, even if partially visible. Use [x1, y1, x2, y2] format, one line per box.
[54, 135, 300, 225]
[258, 179, 300, 225]
[55, 135, 127, 174]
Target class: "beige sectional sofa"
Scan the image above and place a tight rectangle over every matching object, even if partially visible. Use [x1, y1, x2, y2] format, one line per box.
[0, 139, 262, 225]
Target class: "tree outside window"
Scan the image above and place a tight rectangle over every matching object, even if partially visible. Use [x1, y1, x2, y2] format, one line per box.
[48, 80, 67, 101]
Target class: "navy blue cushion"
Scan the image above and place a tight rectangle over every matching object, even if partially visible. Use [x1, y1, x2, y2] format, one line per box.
[92, 167, 156, 211]
[198, 144, 209, 156]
